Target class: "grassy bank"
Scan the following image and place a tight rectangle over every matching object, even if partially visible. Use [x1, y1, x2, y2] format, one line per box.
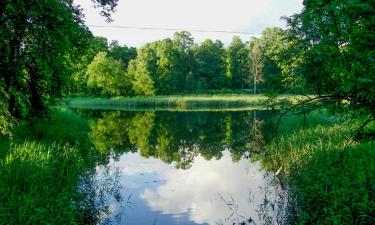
[262, 111, 375, 224]
[0, 108, 106, 224]
[66, 94, 299, 111]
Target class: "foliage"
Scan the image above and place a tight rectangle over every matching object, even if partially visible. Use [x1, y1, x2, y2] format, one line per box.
[70, 36, 109, 94]
[67, 31, 288, 98]
[279, 0, 375, 115]
[108, 41, 137, 68]
[127, 45, 157, 96]
[0, 0, 120, 135]
[86, 51, 133, 96]
[191, 39, 227, 90]
[106, 33, 284, 97]
[226, 36, 250, 89]
[260, 27, 285, 91]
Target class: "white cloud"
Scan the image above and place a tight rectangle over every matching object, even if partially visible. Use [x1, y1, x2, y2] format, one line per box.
[102, 151, 281, 225]
[74, 0, 303, 47]
[139, 152, 274, 224]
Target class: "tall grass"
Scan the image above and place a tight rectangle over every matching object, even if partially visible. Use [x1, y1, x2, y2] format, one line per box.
[0, 108, 105, 224]
[0, 142, 84, 224]
[66, 94, 297, 111]
[262, 112, 375, 224]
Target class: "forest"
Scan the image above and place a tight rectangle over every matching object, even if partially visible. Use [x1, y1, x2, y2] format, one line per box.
[0, 0, 374, 224]
[78, 30, 282, 97]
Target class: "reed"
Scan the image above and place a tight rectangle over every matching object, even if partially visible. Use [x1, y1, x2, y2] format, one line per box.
[65, 94, 297, 111]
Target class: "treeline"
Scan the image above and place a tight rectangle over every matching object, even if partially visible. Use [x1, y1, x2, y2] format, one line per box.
[78, 28, 285, 96]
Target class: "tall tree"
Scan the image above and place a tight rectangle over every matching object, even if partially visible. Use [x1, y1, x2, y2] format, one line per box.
[226, 36, 250, 89]
[127, 45, 157, 96]
[249, 38, 265, 94]
[71, 36, 109, 94]
[0, 0, 118, 127]
[86, 51, 133, 96]
[108, 41, 137, 69]
[260, 27, 284, 91]
[172, 31, 195, 90]
[281, 0, 375, 115]
[153, 39, 185, 94]
[191, 39, 227, 90]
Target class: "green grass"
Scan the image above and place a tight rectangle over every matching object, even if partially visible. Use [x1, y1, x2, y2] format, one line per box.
[66, 94, 299, 111]
[262, 112, 375, 224]
[0, 108, 106, 224]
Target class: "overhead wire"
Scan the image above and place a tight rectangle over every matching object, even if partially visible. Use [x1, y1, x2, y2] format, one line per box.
[86, 24, 261, 35]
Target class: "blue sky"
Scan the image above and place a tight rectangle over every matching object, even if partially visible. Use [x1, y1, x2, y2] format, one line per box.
[75, 0, 303, 47]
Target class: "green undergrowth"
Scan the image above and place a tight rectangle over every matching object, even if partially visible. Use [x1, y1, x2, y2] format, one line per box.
[0, 108, 104, 224]
[262, 111, 375, 224]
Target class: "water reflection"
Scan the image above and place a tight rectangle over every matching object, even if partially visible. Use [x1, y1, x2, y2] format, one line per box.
[81, 110, 284, 224]
[88, 111, 275, 165]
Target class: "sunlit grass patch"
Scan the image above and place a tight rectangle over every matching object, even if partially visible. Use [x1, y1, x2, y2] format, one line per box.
[0, 141, 83, 224]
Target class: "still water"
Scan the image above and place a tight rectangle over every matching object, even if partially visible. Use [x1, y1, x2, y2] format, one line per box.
[81, 110, 286, 225]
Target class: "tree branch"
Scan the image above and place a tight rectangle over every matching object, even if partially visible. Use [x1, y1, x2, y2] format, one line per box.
[274, 95, 337, 140]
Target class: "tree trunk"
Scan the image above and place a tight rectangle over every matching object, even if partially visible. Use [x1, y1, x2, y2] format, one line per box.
[28, 63, 44, 117]
[253, 76, 257, 95]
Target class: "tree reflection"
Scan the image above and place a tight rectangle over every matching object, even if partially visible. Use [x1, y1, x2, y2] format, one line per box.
[89, 111, 132, 156]
[87, 110, 275, 168]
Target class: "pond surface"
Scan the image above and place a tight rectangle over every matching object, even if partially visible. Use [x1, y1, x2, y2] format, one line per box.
[82, 110, 286, 225]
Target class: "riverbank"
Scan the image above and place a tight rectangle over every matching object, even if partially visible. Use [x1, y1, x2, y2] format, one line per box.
[65, 94, 301, 111]
[262, 111, 375, 224]
[0, 108, 108, 224]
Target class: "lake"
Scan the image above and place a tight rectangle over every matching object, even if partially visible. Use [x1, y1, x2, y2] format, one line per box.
[78, 110, 286, 225]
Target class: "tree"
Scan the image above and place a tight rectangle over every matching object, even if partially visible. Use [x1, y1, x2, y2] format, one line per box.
[108, 41, 137, 69]
[0, 0, 118, 128]
[260, 27, 285, 91]
[191, 39, 227, 90]
[281, 0, 375, 115]
[153, 39, 185, 94]
[127, 45, 157, 96]
[173, 31, 195, 90]
[71, 36, 109, 94]
[86, 51, 132, 96]
[226, 36, 250, 89]
[249, 38, 265, 94]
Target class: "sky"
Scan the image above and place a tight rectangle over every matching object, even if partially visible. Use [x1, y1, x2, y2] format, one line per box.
[98, 151, 281, 224]
[74, 0, 303, 47]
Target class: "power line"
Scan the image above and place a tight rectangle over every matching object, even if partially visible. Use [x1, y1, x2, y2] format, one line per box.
[86, 24, 261, 35]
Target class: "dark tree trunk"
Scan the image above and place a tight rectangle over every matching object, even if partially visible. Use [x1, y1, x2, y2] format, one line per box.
[28, 62, 44, 117]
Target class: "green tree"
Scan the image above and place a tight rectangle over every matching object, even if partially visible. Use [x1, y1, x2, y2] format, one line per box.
[153, 39, 185, 94]
[173, 31, 195, 89]
[86, 51, 132, 96]
[260, 27, 285, 91]
[191, 39, 227, 90]
[108, 41, 137, 69]
[281, 0, 375, 115]
[128, 45, 157, 96]
[71, 36, 109, 94]
[0, 0, 118, 126]
[226, 36, 250, 89]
